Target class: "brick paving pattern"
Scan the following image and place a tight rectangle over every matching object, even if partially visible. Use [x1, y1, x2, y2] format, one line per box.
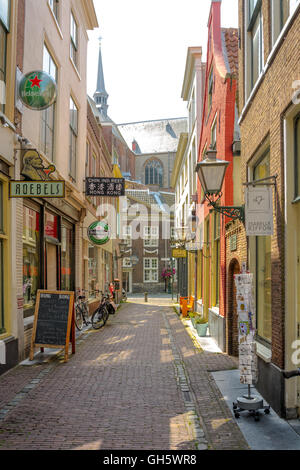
[0, 297, 248, 450]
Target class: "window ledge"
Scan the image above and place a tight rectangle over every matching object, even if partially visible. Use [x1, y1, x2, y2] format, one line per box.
[255, 340, 271, 363]
[208, 306, 220, 317]
[70, 57, 81, 81]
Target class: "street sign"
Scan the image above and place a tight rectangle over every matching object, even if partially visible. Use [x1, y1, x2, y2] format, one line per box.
[29, 290, 75, 363]
[19, 71, 57, 110]
[86, 177, 125, 197]
[87, 221, 110, 246]
[172, 248, 187, 258]
[9, 180, 65, 198]
[245, 185, 274, 236]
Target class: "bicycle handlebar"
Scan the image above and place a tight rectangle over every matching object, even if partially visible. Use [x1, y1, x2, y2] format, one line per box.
[282, 369, 300, 379]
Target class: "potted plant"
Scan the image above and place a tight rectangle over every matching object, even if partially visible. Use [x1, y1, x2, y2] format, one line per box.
[189, 312, 196, 327]
[161, 267, 175, 292]
[195, 317, 209, 337]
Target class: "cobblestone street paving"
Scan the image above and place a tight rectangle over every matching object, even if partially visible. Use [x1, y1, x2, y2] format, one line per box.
[0, 297, 248, 450]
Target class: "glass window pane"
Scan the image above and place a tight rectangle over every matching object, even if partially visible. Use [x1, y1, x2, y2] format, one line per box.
[0, 0, 10, 30]
[23, 207, 40, 312]
[0, 181, 3, 232]
[61, 226, 73, 291]
[295, 116, 300, 198]
[88, 245, 98, 299]
[251, 12, 262, 87]
[256, 236, 272, 341]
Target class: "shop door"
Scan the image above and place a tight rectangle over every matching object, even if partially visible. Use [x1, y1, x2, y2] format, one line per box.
[297, 214, 300, 409]
[46, 243, 58, 290]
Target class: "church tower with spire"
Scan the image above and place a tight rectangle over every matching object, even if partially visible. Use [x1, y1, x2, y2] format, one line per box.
[93, 37, 109, 117]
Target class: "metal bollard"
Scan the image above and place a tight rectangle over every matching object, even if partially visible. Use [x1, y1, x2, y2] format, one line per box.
[144, 292, 148, 302]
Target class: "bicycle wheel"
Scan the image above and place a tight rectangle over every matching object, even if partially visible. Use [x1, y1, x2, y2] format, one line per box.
[91, 307, 106, 329]
[75, 305, 83, 331]
[82, 303, 90, 325]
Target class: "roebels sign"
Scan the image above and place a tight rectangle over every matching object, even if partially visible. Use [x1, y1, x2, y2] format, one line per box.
[19, 71, 57, 110]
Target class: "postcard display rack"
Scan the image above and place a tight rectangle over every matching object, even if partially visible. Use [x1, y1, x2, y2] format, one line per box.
[232, 272, 270, 421]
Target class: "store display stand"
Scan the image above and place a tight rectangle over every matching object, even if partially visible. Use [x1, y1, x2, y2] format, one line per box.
[233, 384, 270, 422]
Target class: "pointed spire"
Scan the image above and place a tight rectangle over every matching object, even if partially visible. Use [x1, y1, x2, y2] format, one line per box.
[93, 36, 109, 117]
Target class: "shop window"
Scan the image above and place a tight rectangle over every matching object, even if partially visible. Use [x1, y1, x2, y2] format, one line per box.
[69, 96, 78, 181]
[88, 245, 98, 299]
[45, 211, 58, 239]
[254, 152, 271, 342]
[41, 45, 57, 161]
[0, 181, 4, 332]
[23, 206, 40, 316]
[0, 0, 10, 114]
[61, 225, 73, 291]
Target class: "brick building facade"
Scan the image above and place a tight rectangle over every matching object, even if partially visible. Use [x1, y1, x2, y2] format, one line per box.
[238, 0, 300, 418]
[196, 0, 239, 351]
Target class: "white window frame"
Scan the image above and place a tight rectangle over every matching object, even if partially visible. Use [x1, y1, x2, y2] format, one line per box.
[144, 226, 159, 247]
[244, 0, 264, 100]
[70, 11, 78, 69]
[123, 257, 132, 268]
[143, 258, 158, 283]
[123, 225, 132, 248]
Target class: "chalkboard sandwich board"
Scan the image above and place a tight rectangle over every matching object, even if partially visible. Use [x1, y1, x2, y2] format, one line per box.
[30, 290, 75, 362]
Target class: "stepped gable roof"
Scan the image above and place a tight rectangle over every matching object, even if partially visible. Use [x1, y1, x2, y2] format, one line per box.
[221, 28, 238, 76]
[159, 192, 175, 209]
[118, 117, 188, 155]
[125, 189, 175, 215]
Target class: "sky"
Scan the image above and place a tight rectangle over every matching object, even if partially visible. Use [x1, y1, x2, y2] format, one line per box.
[87, 0, 238, 124]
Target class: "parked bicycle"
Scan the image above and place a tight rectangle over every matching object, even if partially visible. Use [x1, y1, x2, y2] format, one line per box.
[74, 289, 90, 331]
[91, 291, 116, 329]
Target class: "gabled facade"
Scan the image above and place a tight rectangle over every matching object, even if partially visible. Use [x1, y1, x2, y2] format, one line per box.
[1, 0, 98, 368]
[196, 0, 239, 351]
[171, 47, 206, 298]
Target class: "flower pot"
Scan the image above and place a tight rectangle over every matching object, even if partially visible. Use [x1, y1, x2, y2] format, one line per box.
[196, 322, 208, 337]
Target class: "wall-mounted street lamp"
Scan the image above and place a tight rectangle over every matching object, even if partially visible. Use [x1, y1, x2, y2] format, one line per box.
[195, 147, 245, 223]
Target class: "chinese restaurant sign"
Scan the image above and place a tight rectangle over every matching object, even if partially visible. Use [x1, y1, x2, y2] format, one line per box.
[86, 177, 125, 197]
[19, 71, 57, 110]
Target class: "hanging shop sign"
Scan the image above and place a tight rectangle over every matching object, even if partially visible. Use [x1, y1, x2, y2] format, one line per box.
[9, 150, 64, 198]
[30, 290, 75, 363]
[86, 177, 125, 197]
[234, 272, 258, 385]
[87, 220, 110, 246]
[245, 185, 274, 236]
[9, 180, 65, 198]
[19, 71, 57, 110]
[172, 248, 187, 258]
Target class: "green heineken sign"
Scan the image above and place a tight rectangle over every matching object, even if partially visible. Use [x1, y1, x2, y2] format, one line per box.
[87, 221, 110, 246]
[19, 71, 57, 110]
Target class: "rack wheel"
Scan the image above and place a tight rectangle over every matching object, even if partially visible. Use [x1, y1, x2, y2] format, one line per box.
[233, 403, 237, 410]
[264, 408, 270, 414]
[234, 412, 240, 419]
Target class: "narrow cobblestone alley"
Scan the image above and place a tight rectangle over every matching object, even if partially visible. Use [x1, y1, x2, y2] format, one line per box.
[0, 297, 248, 451]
